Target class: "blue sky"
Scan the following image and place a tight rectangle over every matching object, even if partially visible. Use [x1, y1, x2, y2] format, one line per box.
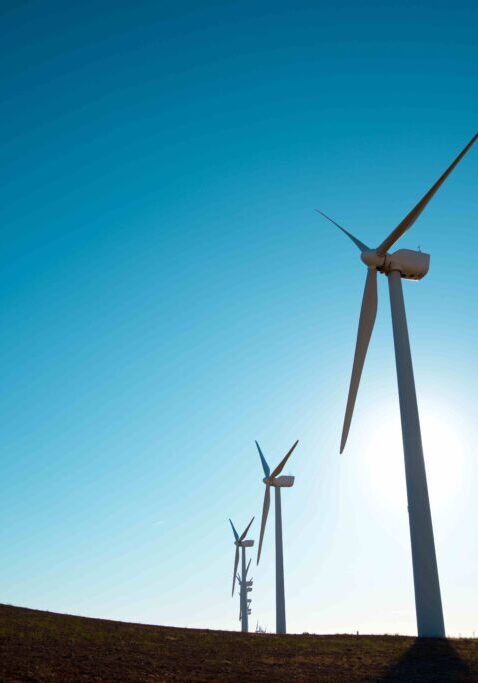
[1, 0, 477, 636]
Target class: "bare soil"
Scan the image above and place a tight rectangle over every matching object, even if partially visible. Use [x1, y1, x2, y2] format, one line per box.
[1, 604, 477, 681]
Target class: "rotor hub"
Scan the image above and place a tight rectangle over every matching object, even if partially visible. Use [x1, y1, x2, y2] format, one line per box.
[360, 250, 386, 269]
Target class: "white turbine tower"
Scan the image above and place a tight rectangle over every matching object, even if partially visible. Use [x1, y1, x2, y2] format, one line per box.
[229, 517, 254, 633]
[256, 439, 299, 635]
[318, 132, 477, 638]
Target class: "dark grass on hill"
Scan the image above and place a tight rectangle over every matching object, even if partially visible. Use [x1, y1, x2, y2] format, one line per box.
[1, 604, 477, 682]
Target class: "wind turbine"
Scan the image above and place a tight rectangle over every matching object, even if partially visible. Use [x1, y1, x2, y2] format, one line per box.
[318, 132, 477, 638]
[229, 517, 254, 633]
[236, 559, 253, 627]
[256, 439, 299, 634]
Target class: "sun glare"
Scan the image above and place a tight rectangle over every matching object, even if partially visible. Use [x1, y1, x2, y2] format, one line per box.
[362, 403, 468, 515]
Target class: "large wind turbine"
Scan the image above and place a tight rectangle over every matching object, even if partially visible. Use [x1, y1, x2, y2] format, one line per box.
[318, 132, 477, 638]
[256, 439, 299, 634]
[229, 517, 254, 633]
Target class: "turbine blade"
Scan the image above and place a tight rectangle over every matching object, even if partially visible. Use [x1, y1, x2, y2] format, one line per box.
[239, 516, 254, 542]
[316, 210, 369, 252]
[340, 268, 378, 453]
[255, 441, 270, 478]
[229, 518, 239, 541]
[246, 558, 251, 577]
[257, 485, 270, 564]
[376, 132, 478, 255]
[270, 440, 299, 479]
[232, 546, 239, 596]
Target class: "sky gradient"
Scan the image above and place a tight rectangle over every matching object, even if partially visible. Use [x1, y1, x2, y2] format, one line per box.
[1, 1, 477, 636]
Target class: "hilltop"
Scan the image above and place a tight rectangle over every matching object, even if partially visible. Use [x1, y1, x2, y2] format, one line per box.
[1, 604, 477, 681]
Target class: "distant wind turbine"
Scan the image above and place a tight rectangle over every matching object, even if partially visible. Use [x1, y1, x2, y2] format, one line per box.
[256, 439, 299, 635]
[317, 132, 477, 638]
[236, 559, 253, 627]
[229, 517, 254, 633]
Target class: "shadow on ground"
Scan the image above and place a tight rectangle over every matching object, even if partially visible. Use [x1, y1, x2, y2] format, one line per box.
[379, 638, 472, 682]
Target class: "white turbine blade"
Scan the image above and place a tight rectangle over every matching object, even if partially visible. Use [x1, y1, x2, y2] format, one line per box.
[257, 485, 270, 564]
[316, 210, 369, 252]
[270, 440, 299, 479]
[255, 441, 271, 478]
[239, 516, 254, 542]
[340, 268, 378, 453]
[376, 132, 478, 255]
[232, 546, 239, 596]
[229, 518, 239, 541]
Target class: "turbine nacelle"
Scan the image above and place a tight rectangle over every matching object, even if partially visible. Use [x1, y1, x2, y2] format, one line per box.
[386, 249, 430, 280]
[235, 539, 254, 547]
[361, 248, 430, 280]
[263, 475, 295, 488]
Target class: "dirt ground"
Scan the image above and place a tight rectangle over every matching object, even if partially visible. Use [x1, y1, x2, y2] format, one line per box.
[1, 604, 477, 682]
